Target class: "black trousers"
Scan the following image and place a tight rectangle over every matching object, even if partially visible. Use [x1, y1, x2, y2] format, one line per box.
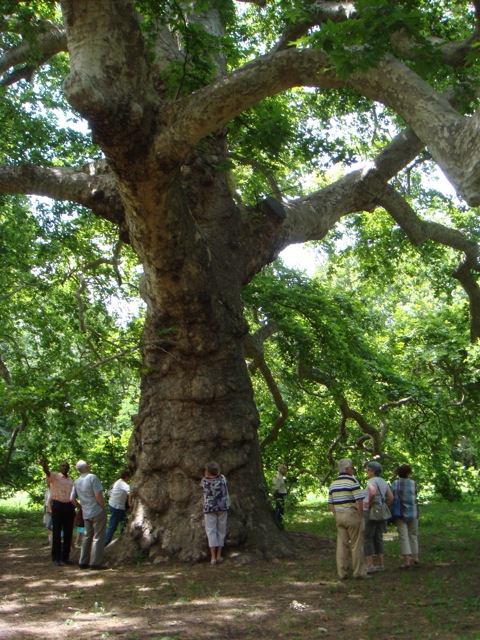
[51, 500, 75, 562]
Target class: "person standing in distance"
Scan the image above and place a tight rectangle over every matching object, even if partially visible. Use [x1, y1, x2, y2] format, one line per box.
[272, 464, 289, 527]
[70, 460, 107, 570]
[39, 458, 75, 566]
[328, 458, 369, 580]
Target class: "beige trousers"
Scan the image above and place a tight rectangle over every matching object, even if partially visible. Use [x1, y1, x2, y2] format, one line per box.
[335, 508, 366, 578]
[396, 517, 419, 556]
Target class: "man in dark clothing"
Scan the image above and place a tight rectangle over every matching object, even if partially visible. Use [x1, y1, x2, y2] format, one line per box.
[39, 458, 75, 566]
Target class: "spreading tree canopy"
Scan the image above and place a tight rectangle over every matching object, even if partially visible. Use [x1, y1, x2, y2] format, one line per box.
[1, 0, 480, 560]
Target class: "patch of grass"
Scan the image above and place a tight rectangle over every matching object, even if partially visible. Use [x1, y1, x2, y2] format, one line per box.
[284, 503, 334, 537]
[285, 498, 480, 638]
[0, 495, 43, 541]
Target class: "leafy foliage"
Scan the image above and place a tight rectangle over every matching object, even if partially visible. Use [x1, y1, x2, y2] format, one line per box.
[243, 220, 480, 493]
[0, 195, 143, 499]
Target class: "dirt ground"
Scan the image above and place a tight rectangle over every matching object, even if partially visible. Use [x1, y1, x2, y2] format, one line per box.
[1, 524, 479, 640]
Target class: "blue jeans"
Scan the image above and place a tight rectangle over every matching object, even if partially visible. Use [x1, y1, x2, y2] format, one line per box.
[104, 506, 127, 545]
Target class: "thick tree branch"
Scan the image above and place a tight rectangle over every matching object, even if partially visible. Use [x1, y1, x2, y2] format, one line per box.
[0, 353, 12, 385]
[257, 355, 289, 449]
[60, 0, 158, 148]
[271, 1, 358, 53]
[297, 361, 382, 454]
[244, 323, 289, 448]
[0, 413, 29, 478]
[263, 127, 424, 258]
[0, 21, 67, 85]
[348, 55, 480, 205]
[157, 48, 343, 163]
[453, 256, 480, 342]
[0, 164, 128, 240]
[390, 30, 480, 69]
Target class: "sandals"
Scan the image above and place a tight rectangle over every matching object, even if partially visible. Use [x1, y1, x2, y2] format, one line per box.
[413, 560, 421, 567]
[399, 564, 410, 570]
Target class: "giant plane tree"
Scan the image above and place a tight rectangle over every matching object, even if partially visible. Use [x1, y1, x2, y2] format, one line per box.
[1, 1, 480, 560]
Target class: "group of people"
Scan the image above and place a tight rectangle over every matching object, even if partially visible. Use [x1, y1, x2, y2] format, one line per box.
[40, 455, 418, 574]
[39, 458, 131, 569]
[200, 457, 421, 575]
[328, 457, 420, 579]
[40, 456, 231, 569]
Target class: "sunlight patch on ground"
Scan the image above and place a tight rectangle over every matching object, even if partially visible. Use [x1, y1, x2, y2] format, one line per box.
[0, 599, 24, 613]
[4, 549, 30, 559]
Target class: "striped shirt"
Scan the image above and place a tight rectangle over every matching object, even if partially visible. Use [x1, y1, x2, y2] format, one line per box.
[391, 478, 419, 521]
[328, 474, 364, 511]
[48, 472, 74, 503]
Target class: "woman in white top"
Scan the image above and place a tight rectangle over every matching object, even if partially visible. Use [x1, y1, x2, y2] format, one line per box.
[104, 469, 131, 546]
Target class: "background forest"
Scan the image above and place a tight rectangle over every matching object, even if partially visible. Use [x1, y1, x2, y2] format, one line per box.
[2, 194, 480, 502]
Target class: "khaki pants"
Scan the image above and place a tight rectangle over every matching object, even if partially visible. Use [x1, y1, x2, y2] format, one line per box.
[396, 517, 419, 556]
[335, 509, 365, 578]
[80, 509, 107, 567]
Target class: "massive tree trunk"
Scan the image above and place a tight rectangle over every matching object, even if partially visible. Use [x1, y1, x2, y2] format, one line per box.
[119, 138, 291, 561]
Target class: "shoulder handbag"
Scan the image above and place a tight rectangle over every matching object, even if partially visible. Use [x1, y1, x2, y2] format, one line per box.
[368, 481, 392, 521]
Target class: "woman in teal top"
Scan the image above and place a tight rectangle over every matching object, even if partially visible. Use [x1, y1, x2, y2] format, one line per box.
[391, 463, 420, 569]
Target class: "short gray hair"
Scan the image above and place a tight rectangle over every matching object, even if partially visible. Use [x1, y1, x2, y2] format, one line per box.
[338, 458, 353, 474]
[76, 460, 88, 472]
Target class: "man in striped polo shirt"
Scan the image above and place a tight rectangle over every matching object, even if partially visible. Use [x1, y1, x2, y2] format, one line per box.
[328, 458, 369, 580]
